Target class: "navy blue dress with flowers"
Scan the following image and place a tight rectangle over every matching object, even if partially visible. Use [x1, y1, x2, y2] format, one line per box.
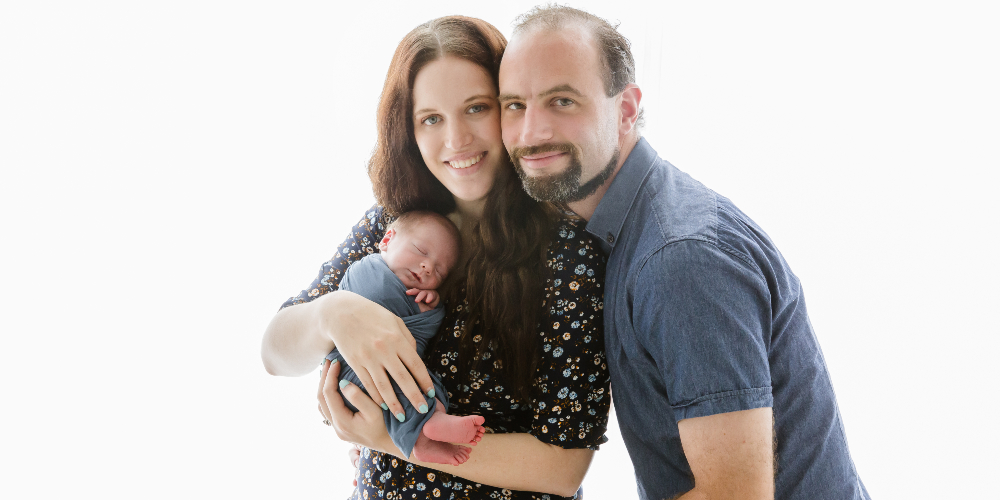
[282, 206, 610, 500]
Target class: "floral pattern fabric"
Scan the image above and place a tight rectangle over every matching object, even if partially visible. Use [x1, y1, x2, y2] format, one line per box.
[282, 206, 610, 500]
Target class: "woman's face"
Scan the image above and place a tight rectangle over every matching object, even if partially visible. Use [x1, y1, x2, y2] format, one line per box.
[412, 56, 504, 206]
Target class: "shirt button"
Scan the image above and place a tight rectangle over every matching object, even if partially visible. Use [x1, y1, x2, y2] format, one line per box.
[606, 233, 615, 244]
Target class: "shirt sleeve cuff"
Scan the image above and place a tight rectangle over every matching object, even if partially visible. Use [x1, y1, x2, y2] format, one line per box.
[671, 386, 773, 421]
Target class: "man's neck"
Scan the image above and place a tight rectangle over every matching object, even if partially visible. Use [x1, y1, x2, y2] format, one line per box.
[566, 134, 639, 221]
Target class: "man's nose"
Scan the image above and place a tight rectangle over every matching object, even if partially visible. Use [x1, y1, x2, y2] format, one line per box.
[444, 119, 473, 150]
[521, 106, 553, 144]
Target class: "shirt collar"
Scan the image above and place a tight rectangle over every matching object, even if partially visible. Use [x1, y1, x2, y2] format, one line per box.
[585, 137, 659, 254]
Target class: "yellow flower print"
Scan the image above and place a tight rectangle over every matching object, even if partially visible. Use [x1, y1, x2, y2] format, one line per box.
[569, 281, 579, 291]
[563, 332, 571, 340]
[427, 472, 436, 482]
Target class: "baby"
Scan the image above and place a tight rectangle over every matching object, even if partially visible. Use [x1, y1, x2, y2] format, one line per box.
[326, 210, 485, 465]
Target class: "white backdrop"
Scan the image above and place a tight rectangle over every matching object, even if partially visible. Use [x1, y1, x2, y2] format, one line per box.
[2, 1, 998, 498]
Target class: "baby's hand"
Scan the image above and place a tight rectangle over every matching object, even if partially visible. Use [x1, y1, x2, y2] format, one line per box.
[406, 288, 440, 312]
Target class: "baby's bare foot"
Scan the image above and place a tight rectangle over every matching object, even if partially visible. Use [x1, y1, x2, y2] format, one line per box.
[422, 412, 485, 446]
[413, 433, 472, 465]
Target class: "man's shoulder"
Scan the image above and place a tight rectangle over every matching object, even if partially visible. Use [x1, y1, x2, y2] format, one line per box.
[617, 150, 721, 258]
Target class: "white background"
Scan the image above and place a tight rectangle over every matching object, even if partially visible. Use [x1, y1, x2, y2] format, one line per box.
[2, 1, 998, 498]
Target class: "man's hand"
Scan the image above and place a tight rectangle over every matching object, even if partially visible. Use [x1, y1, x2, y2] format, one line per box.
[675, 407, 775, 499]
[406, 288, 440, 312]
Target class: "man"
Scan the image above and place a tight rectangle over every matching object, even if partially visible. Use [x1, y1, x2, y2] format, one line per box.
[499, 6, 869, 500]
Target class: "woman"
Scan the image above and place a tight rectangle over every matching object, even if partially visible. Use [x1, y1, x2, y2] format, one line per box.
[261, 16, 609, 499]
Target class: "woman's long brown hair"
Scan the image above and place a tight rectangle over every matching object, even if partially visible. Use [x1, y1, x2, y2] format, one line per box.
[368, 16, 552, 403]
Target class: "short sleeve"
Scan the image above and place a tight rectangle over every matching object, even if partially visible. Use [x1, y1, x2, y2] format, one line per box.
[635, 239, 774, 421]
[529, 220, 611, 450]
[279, 206, 394, 310]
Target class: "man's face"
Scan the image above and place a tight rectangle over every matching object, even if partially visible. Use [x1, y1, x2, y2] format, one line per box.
[499, 26, 621, 203]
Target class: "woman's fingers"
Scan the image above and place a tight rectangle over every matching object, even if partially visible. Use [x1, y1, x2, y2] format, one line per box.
[397, 348, 437, 403]
[338, 380, 383, 416]
[348, 444, 361, 468]
[384, 357, 432, 415]
[363, 365, 409, 419]
[350, 365, 387, 411]
[317, 359, 334, 424]
[322, 359, 358, 440]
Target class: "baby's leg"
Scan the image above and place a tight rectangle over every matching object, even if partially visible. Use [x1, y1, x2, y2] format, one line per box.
[412, 434, 471, 466]
[421, 399, 486, 446]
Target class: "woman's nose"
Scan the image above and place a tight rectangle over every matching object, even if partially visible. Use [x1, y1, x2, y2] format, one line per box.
[444, 120, 473, 150]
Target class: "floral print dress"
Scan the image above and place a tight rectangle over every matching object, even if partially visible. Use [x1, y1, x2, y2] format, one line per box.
[282, 206, 610, 500]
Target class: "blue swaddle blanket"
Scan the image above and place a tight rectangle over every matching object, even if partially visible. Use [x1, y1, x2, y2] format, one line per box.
[325, 253, 449, 458]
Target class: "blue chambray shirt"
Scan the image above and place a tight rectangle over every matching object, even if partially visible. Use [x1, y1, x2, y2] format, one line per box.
[586, 138, 870, 500]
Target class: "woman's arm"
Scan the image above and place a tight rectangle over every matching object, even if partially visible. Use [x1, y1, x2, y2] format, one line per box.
[260, 206, 436, 415]
[321, 360, 593, 498]
[320, 220, 611, 497]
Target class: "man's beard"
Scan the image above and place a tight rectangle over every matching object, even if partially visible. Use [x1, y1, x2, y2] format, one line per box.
[509, 143, 619, 203]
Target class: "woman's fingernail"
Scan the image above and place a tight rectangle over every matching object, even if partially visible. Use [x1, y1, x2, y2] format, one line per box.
[418, 404, 428, 414]
[339, 380, 349, 389]
[380, 403, 388, 411]
[331, 357, 338, 364]
[426, 388, 435, 398]
[395, 413, 405, 422]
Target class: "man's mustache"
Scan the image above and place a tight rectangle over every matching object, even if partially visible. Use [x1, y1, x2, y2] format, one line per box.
[508, 143, 578, 164]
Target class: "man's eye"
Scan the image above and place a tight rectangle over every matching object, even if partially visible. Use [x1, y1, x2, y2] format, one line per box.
[554, 98, 574, 106]
[421, 115, 441, 125]
[505, 102, 525, 111]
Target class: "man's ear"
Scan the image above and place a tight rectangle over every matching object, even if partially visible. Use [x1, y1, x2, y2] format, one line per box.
[618, 84, 642, 136]
[378, 228, 395, 253]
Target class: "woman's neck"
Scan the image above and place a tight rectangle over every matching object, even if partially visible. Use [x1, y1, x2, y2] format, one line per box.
[449, 197, 485, 263]
[451, 197, 485, 229]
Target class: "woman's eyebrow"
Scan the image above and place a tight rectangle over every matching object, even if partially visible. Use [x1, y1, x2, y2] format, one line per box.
[464, 94, 495, 103]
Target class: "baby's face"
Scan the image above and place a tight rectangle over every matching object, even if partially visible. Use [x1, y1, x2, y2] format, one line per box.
[378, 219, 459, 290]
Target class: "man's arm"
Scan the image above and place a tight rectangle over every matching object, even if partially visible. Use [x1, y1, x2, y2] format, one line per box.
[672, 407, 774, 500]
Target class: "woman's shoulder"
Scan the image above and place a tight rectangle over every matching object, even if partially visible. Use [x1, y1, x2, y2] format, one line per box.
[546, 216, 605, 268]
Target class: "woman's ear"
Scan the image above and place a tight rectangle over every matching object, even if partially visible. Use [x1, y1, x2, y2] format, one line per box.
[378, 228, 395, 253]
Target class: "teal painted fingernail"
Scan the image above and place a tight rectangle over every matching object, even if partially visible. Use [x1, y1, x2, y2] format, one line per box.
[418, 404, 428, 414]
[331, 357, 338, 364]
[395, 413, 405, 422]
[380, 403, 388, 411]
[426, 388, 435, 398]
[339, 380, 349, 389]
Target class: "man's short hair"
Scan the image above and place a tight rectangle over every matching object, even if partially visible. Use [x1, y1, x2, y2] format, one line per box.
[512, 4, 636, 98]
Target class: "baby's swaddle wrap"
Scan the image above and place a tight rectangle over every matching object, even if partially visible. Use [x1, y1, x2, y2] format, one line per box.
[325, 253, 449, 458]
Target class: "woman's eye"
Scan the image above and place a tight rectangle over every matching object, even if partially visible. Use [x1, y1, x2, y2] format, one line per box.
[554, 98, 574, 106]
[421, 115, 441, 125]
[467, 104, 487, 114]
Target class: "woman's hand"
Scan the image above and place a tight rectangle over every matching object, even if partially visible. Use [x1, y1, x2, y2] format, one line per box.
[317, 358, 395, 454]
[348, 444, 362, 487]
[318, 290, 436, 417]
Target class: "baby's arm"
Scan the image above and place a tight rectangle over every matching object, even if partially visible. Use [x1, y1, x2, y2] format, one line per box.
[405, 288, 439, 312]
